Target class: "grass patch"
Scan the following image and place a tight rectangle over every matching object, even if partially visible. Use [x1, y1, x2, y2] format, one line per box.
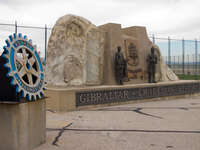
[177, 74, 200, 80]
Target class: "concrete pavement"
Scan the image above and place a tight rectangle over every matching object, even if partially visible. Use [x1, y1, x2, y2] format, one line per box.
[35, 96, 200, 150]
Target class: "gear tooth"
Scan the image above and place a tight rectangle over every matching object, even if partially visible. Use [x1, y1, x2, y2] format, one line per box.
[2, 54, 9, 61]
[34, 95, 37, 101]
[2, 54, 9, 59]
[13, 33, 17, 39]
[3, 46, 7, 50]
[10, 77, 15, 85]
[4, 56, 9, 63]
[16, 84, 19, 93]
[6, 63, 10, 68]
[9, 71, 14, 77]
[6, 68, 11, 77]
[20, 90, 25, 98]
[3, 63, 10, 69]
[9, 35, 13, 42]
[23, 35, 27, 40]
[36, 94, 40, 100]
[3, 46, 9, 54]
[5, 40, 11, 47]
[31, 95, 34, 101]
[28, 39, 32, 44]
[35, 95, 37, 101]
[40, 92, 44, 99]
[26, 94, 30, 101]
[33, 95, 36, 101]
[18, 33, 22, 39]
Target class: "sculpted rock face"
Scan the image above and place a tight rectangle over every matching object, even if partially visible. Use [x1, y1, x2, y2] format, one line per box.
[46, 15, 105, 86]
[152, 44, 179, 82]
[99, 25, 179, 84]
[46, 14, 178, 87]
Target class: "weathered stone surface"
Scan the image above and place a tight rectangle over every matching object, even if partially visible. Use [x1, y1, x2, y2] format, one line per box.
[0, 100, 46, 150]
[99, 25, 178, 84]
[105, 25, 178, 84]
[98, 23, 123, 85]
[122, 26, 152, 84]
[46, 14, 105, 86]
[46, 14, 178, 87]
[152, 44, 179, 81]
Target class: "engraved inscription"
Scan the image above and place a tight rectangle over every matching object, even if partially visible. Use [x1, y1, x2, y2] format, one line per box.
[76, 82, 200, 107]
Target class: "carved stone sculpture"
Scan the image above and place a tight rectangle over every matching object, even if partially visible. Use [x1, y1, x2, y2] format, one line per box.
[114, 46, 127, 85]
[46, 14, 105, 86]
[147, 47, 157, 83]
[46, 14, 179, 87]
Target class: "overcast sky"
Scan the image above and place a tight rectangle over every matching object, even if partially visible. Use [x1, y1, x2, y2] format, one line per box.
[0, 0, 200, 38]
[0, 0, 200, 56]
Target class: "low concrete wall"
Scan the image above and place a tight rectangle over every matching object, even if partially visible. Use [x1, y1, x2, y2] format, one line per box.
[46, 80, 200, 112]
[0, 100, 46, 150]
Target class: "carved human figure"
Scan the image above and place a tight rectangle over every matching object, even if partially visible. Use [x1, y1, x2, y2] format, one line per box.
[147, 47, 157, 83]
[114, 46, 127, 85]
[66, 22, 82, 38]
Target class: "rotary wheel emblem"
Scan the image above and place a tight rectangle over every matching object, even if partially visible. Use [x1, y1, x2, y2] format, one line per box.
[2, 33, 45, 101]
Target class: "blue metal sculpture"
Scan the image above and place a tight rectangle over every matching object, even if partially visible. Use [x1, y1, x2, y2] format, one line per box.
[1, 33, 45, 101]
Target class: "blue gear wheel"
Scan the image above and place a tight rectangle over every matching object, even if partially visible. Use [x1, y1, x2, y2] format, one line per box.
[2, 33, 45, 101]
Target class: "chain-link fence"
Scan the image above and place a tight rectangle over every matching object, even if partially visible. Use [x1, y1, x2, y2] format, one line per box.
[0, 22, 200, 80]
[0, 22, 52, 61]
[149, 35, 200, 80]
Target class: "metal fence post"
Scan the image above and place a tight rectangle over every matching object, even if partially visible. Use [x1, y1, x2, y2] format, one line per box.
[182, 38, 185, 79]
[195, 39, 198, 79]
[153, 34, 155, 44]
[199, 54, 200, 75]
[168, 36, 171, 68]
[187, 54, 189, 75]
[44, 24, 47, 62]
[173, 55, 175, 70]
[15, 21, 17, 34]
[178, 55, 180, 74]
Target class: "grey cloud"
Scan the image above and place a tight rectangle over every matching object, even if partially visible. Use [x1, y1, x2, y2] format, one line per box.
[0, 0, 199, 40]
[0, 0, 54, 6]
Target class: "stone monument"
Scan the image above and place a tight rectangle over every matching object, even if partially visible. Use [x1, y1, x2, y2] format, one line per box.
[45, 14, 200, 112]
[99, 24, 178, 84]
[47, 14, 178, 87]
[46, 14, 105, 86]
[0, 33, 46, 150]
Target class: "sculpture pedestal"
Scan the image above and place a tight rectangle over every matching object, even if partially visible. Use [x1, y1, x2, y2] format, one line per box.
[46, 80, 200, 111]
[0, 100, 46, 150]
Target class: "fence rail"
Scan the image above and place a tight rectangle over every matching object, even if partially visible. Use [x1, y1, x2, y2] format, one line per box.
[0, 22, 52, 62]
[0, 22, 200, 80]
[150, 35, 200, 80]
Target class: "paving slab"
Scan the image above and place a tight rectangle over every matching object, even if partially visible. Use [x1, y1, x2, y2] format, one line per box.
[35, 96, 200, 150]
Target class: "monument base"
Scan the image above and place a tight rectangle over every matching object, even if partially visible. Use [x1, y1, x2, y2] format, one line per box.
[46, 80, 200, 112]
[0, 100, 46, 150]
